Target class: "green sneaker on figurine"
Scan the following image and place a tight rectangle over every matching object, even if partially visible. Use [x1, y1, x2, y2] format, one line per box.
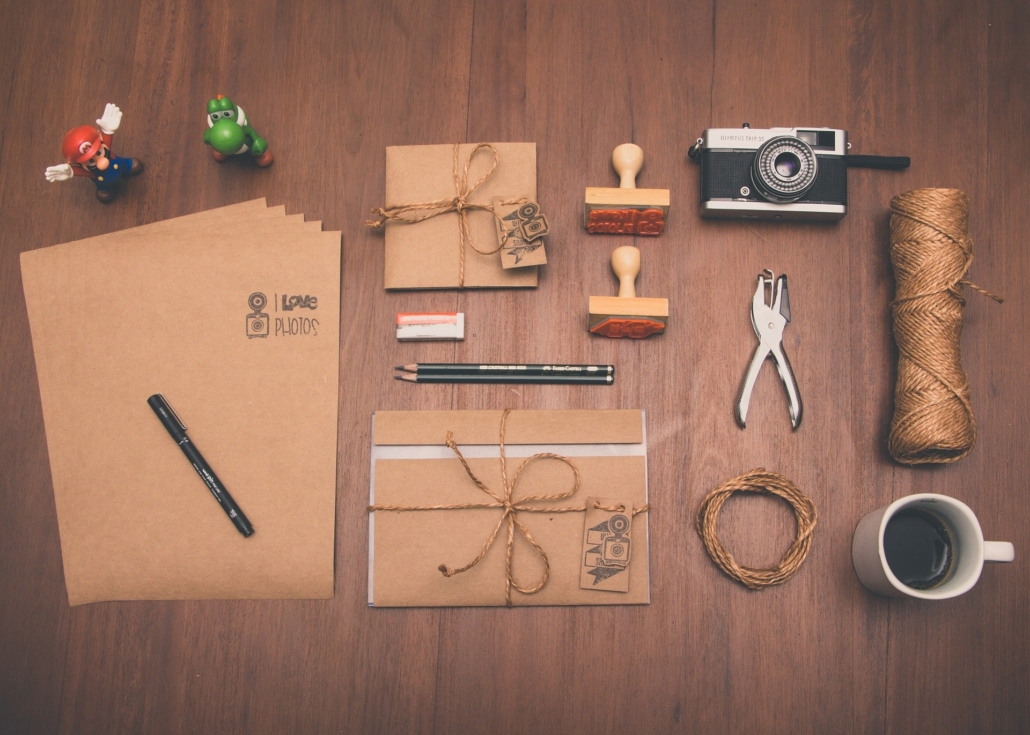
[204, 95, 273, 167]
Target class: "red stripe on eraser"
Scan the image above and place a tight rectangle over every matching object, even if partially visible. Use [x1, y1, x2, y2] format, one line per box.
[396, 313, 459, 325]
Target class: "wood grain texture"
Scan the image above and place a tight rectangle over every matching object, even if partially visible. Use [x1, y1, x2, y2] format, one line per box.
[1, 0, 1027, 733]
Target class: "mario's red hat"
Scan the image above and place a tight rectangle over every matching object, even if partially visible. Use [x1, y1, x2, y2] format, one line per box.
[62, 125, 103, 164]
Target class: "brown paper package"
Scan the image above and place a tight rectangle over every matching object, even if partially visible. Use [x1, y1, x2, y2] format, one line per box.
[20, 201, 341, 605]
[369, 410, 650, 607]
[383, 143, 540, 289]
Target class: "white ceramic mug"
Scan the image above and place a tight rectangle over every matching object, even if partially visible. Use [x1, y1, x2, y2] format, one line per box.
[852, 493, 1014, 599]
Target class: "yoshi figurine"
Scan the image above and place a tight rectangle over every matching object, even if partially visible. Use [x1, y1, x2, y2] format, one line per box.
[203, 95, 273, 167]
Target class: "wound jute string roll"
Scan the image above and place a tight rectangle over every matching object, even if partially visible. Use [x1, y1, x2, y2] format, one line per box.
[888, 188, 1003, 465]
[696, 469, 817, 590]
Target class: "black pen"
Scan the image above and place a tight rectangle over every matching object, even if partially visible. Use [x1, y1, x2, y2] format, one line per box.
[147, 394, 254, 537]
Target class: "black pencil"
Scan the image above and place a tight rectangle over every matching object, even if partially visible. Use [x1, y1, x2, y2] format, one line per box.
[395, 363, 615, 377]
[394, 373, 613, 385]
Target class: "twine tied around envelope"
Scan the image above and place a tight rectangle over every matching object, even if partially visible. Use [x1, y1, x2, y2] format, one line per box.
[366, 143, 526, 287]
[367, 409, 649, 605]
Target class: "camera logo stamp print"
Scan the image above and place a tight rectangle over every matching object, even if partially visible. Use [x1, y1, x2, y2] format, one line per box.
[246, 290, 320, 339]
[493, 198, 549, 269]
[246, 292, 269, 338]
[580, 496, 634, 593]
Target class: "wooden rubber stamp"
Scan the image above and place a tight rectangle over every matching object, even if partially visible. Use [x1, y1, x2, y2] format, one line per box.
[588, 245, 668, 338]
[584, 144, 670, 235]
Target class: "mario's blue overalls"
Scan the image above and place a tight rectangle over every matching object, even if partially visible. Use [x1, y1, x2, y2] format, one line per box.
[86, 156, 136, 191]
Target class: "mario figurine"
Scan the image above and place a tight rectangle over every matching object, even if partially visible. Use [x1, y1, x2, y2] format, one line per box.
[44, 103, 143, 203]
[203, 95, 273, 167]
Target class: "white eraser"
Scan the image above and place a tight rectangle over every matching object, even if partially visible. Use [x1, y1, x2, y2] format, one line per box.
[396, 312, 465, 341]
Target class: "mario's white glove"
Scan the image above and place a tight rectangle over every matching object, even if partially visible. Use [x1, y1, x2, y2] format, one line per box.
[45, 163, 74, 182]
[96, 103, 122, 135]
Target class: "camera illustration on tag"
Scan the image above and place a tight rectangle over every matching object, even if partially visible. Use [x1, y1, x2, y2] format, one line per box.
[585, 513, 631, 576]
[246, 292, 269, 338]
[580, 498, 633, 593]
[494, 198, 549, 269]
[506, 201, 549, 242]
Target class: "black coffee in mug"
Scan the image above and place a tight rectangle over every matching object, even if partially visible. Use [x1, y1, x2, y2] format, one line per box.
[883, 509, 954, 589]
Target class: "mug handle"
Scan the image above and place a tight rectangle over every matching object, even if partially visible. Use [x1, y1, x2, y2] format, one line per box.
[984, 541, 1015, 563]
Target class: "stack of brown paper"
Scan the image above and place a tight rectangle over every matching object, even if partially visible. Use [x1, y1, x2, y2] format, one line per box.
[20, 200, 341, 606]
[382, 143, 540, 289]
[368, 410, 650, 607]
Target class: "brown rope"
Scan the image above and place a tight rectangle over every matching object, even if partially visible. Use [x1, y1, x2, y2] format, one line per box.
[366, 143, 525, 288]
[368, 409, 648, 605]
[888, 188, 1003, 465]
[695, 469, 817, 590]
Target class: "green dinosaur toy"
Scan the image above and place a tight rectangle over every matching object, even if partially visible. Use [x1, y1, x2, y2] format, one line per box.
[203, 95, 273, 167]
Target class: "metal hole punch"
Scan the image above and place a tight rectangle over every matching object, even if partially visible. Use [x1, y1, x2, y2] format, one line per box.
[735, 270, 803, 430]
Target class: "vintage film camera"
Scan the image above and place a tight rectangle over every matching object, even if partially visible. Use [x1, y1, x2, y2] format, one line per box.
[688, 124, 909, 221]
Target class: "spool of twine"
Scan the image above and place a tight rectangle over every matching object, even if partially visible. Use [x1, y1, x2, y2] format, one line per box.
[695, 469, 817, 590]
[888, 188, 1002, 465]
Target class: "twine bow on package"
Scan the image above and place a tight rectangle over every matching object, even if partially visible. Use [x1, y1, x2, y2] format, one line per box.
[367, 409, 650, 607]
[367, 143, 546, 289]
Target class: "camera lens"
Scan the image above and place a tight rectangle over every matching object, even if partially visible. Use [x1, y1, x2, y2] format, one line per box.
[751, 136, 818, 202]
[775, 152, 800, 177]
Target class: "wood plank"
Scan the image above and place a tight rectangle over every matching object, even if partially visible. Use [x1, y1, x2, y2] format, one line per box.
[692, 0, 889, 731]
[0, 1, 146, 732]
[872, 0, 1030, 731]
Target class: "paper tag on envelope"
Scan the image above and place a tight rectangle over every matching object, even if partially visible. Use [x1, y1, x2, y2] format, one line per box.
[580, 496, 633, 592]
[494, 198, 548, 269]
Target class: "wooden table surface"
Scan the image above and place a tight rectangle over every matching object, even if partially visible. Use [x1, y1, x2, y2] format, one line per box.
[2, 1, 1027, 733]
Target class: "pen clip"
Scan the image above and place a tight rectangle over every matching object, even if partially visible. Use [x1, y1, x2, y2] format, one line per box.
[157, 394, 187, 432]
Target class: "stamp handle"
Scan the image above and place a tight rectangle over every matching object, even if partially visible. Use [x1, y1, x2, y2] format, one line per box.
[612, 245, 640, 299]
[612, 144, 643, 189]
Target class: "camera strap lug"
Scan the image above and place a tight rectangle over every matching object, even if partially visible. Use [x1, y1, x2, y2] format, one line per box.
[688, 138, 703, 162]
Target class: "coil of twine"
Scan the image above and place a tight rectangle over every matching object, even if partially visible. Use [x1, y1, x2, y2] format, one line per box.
[888, 188, 1002, 465]
[695, 469, 817, 590]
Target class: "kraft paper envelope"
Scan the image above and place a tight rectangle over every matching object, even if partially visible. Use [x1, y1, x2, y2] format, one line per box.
[368, 409, 650, 607]
[21, 202, 340, 605]
[382, 143, 539, 289]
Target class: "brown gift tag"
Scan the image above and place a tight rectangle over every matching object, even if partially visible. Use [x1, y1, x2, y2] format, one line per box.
[493, 198, 548, 269]
[580, 496, 634, 592]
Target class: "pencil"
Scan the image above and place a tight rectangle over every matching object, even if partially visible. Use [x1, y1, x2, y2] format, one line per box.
[394, 373, 614, 385]
[395, 363, 615, 376]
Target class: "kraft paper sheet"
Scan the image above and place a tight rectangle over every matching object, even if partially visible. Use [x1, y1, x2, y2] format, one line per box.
[21, 200, 341, 605]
